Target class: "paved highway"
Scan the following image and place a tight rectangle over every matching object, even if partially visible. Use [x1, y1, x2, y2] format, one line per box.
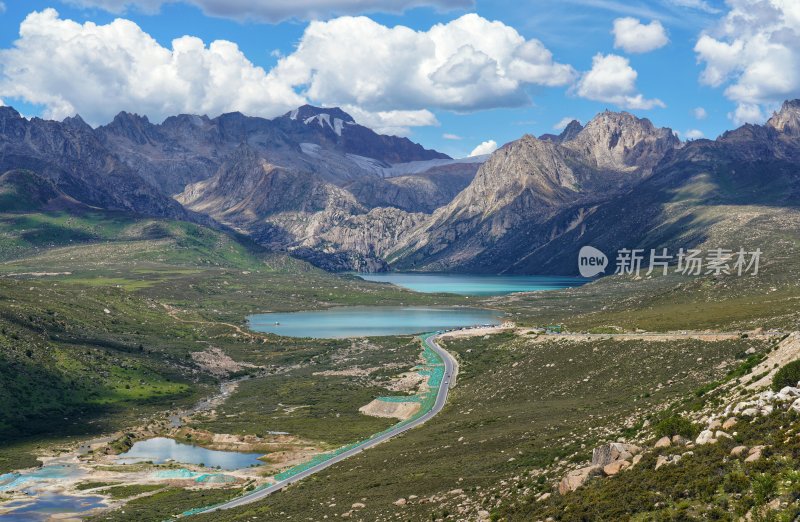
[196, 332, 457, 514]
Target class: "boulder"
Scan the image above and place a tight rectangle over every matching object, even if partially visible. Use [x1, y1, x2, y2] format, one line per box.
[558, 465, 603, 494]
[745, 446, 764, 462]
[722, 417, 738, 430]
[603, 460, 630, 476]
[730, 446, 748, 457]
[791, 398, 800, 413]
[695, 430, 717, 445]
[591, 443, 641, 467]
[654, 436, 671, 448]
[351, 503, 366, 509]
[707, 419, 722, 430]
[656, 454, 682, 470]
[715, 430, 732, 440]
[631, 454, 643, 467]
[393, 498, 407, 506]
[671, 435, 690, 446]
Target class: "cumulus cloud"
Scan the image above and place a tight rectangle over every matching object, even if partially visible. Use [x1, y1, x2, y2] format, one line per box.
[553, 116, 578, 130]
[469, 139, 497, 157]
[0, 9, 304, 124]
[574, 53, 665, 109]
[729, 102, 766, 126]
[271, 14, 576, 114]
[443, 133, 462, 140]
[612, 17, 669, 54]
[0, 10, 574, 134]
[64, 0, 474, 22]
[684, 128, 704, 139]
[340, 105, 438, 136]
[693, 106, 707, 119]
[694, 0, 800, 124]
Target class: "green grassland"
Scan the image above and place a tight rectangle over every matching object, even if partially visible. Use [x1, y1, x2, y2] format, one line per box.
[190, 333, 770, 521]
[0, 210, 462, 475]
[2, 205, 799, 521]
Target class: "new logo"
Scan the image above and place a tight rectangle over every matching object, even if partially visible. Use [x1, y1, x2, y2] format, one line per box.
[578, 246, 608, 278]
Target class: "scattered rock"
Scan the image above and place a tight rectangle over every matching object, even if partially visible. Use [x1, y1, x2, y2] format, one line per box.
[715, 430, 732, 440]
[536, 492, 551, 502]
[745, 446, 764, 462]
[722, 417, 738, 430]
[603, 460, 630, 476]
[591, 442, 641, 467]
[695, 430, 717, 445]
[393, 498, 407, 506]
[655, 454, 682, 470]
[671, 435, 689, 446]
[631, 454, 643, 467]
[654, 436, 671, 448]
[558, 465, 603, 494]
[707, 419, 722, 430]
[351, 502, 366, 509]
[730, 446, 748, 457]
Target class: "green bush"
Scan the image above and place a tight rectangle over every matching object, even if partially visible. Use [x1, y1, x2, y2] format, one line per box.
[772, 360, 800, 391]
[654, 414, 698, 439]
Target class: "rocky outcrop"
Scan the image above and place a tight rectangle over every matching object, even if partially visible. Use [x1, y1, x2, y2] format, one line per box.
[558, 465, 603, 494]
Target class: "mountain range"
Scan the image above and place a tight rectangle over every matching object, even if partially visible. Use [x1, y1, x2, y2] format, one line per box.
[2, 101, 799, 275]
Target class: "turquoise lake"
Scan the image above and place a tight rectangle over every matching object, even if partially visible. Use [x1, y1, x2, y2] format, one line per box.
[248, 306, 502, 338]
[117, 437, 264, 470]
[355, 273, 588, 296]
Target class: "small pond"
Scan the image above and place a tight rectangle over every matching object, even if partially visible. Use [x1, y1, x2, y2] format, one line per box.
[116, 437, 264, 470]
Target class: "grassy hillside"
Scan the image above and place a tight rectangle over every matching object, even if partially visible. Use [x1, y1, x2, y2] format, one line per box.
[0, 209, 463, 475]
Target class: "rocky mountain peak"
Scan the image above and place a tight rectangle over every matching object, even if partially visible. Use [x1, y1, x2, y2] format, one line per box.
[539, 120, 584, 144]
[559, 120, 584, 142]
[0, 106, 23, 122]
[103, 111, 158, 145]
[767, 99, 800, 136]
[565, 110, 679, 173]
[286, 105, 355, 124]
[62, 114, 92, 132]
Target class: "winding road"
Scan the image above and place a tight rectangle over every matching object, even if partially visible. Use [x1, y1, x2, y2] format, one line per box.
[194, 331, 457, 514]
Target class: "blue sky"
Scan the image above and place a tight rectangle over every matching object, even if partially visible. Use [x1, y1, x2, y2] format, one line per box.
[0, 0, 797, 158]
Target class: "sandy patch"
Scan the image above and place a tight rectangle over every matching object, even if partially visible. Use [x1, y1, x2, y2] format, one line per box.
[747, 332, 800, 390]
[359, 399, 421, 421]
[190, 347, 257, 377]
[384, 371, 425, 393]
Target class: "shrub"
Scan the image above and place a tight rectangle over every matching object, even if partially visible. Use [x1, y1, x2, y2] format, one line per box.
[654, 414, 698, 439]
[752, 473, 777, 506]
[772, 360, 800, 391]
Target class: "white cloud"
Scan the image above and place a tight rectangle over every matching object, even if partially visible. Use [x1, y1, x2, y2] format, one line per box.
[443, 133, 462, 140]
[272, 14, 576, 113]
[340, 105, 438, 136]
[553, 116, 578, 130]
[0, 9, 304, 125]
[693, 106, 707, 119]
[0, 10, 575, 135]
[574, 53, 665, 109]
[0, 2, 6, 14]
[728, 102, 766, 126]
[612, 17, 669, 54]
[469, 139, 497, 157]
[684, 128, 704, 139]
[694, 0, 800, 125]
[64, 0, 474, 22]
